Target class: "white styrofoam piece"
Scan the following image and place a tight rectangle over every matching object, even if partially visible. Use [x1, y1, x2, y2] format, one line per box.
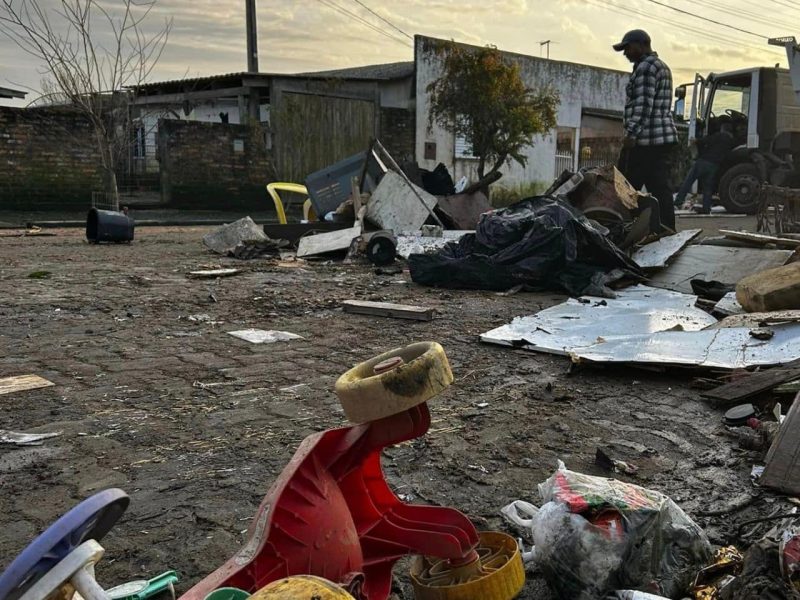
[365, 171, 438, 233]
[480, 285, 717, 356]
[630, 229, 702, 269]
[396, 230, 473, 259]
[227, 329, 303, 344]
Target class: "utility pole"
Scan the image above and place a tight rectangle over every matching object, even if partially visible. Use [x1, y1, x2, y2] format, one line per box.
[539, 40, 552, 59]
[244, 0, 259, 124]
[246, 0, 258, 72]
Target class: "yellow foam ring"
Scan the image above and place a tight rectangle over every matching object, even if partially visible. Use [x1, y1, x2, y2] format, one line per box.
[250, 575, 355, 600]
[335, 342, 454, 424]
[410, 531, 525, 600]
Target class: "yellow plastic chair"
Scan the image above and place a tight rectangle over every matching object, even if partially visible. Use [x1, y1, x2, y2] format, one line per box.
[266, 182, 316, 224]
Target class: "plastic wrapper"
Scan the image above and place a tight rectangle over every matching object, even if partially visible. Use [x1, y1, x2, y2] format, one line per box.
[534, 461, 712, 599]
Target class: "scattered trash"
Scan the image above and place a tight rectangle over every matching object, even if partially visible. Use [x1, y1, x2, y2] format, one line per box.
[781, 527, 800, 591]
[724, 404, 757, 427]
[606, 592, 670, 600]
[481, 285, 716, 357]
[0, 374, 55, 396]
[363, 231, 397, 266]
[595, 448, 638, 475]
[630, 228, 702, 269]
[0, 429, 62, 446]
[409, 196, 643, 296]
[647, 245, 793, 295]
[106, 571, 179, 600]
[27, 270, 51, 279]
[227, 330, 304, 344]
[690, 546, 743, 600]
[702, 357, 800, 405]
[395, 230, 471, 259]
[374, 265, 403, 276]
[533, 461, 711, 599]
[751, 327, 776, 340]
[296, 225, 362, 259]
[342, 300, 433, 321]
[737, 261, 800, 313]
[690, 279, 735, 301]
[203, 217, 287, 258]
[86, 208, 135, 243]
[365, 171, 439, 233]
[187, 269, 242, 279]
[751, 465, 766, 481]
[761, 392, 800, 496]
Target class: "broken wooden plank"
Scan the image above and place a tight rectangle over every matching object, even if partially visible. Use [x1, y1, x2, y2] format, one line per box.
[342, 300, 433, 321]
[701, 358, 800, 405]
[296, 225, 362, 258]
[761, 392, 800, 495]
[720, 229, 800, 248]
[187, 268, 242, 279]
[0, 375, 55, 396]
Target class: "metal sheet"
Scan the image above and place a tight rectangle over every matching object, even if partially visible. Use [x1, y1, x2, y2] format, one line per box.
[714, 292, 745, 316]
[396, 230, 472, 259]
[647, 245, 793, 294]
[572, 324, 800, 369]
[630, 229, 703, 269]
[480, 285, 717, 356]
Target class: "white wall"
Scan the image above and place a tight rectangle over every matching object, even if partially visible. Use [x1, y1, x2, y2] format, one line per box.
[415, 36, 629, 192]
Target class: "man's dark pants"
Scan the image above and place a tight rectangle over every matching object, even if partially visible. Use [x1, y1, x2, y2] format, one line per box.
[675, 158, 718, 213]
[618, 144, 676, 231]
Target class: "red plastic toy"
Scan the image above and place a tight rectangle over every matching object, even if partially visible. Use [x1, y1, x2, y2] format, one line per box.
[180, 403, 479, 600]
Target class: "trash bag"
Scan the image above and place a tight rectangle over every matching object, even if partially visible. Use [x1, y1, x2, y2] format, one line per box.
[408, 196, 643, 297]
[420, 162, 455, 196]
[534, 461, 712, 600]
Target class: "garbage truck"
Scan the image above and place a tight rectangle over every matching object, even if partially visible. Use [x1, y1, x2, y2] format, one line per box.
[674, 36, 800, 214]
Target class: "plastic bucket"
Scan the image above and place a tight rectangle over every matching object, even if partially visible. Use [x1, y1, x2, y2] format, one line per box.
[204, 588, 250, 600]
[86, 208, 135, 243]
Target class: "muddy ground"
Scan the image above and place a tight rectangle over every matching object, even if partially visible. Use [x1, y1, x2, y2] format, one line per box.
[0, 226, 791, 599]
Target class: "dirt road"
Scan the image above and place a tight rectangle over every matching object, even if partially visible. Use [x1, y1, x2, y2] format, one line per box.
[0, 226, 781, 598]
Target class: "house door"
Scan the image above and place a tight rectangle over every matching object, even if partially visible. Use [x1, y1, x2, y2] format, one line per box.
[274, 92, 376, 182]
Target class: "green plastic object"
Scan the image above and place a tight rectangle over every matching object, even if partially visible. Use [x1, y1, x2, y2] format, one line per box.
[106, 571, 180, 600]
[204, 588, 250, 600]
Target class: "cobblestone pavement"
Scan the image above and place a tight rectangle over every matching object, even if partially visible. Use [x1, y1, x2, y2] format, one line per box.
[0, 226, 782, 598]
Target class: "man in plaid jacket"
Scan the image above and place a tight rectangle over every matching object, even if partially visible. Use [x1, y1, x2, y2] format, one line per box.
[614, 29, 678, 231]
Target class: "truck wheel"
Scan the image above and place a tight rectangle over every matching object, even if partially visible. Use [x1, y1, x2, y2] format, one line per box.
[719, 163, 761, 215]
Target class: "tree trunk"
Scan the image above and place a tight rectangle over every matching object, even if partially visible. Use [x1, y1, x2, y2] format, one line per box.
[95, 129, 120, 211]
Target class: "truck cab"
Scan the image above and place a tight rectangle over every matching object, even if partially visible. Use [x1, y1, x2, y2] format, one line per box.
[676, 40, 800, 213]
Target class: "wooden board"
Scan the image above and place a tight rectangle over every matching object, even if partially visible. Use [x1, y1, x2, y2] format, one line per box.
[761, 392, 800, 495]
[296, 225, 362, 258]
[721, 229, 800, 248]
[647, 245, 793, 294]
[701, 358, 800, 405]
[0, 375, 55, 396]
[342, 300, 433, 321]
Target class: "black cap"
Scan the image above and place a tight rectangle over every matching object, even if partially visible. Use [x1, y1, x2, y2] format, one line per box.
[613, 29, 651, 51]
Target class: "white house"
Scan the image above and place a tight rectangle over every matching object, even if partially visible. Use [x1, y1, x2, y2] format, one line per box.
[414, 35, 629, 193]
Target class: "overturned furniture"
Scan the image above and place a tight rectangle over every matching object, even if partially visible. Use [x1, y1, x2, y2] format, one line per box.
[181, 342, 524, 600]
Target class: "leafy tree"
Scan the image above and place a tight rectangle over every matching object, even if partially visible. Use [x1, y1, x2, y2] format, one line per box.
[427, 42, 559, 190]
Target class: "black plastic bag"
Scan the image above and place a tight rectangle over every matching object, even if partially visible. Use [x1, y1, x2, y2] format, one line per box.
[408, 196, 643, 296]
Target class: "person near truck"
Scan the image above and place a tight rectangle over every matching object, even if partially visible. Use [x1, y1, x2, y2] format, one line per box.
[674, 123, 736, 214]
[613, 29, 679, 231]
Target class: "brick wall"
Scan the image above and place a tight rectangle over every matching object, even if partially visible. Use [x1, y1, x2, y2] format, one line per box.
[158, 119, 275, 209]
[380, 107, 415, 163]
[0, 106, 103, 210]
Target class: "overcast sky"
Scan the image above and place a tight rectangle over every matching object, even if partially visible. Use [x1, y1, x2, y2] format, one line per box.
[0, 0, 795, 107]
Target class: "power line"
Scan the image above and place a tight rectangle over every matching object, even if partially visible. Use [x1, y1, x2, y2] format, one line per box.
[347, 0, 412, 39]
[590, 0, 770, 56]
[688, 0, 789, 31]
[313, 0, 411, 47]
[639, 0, 770, 40]
[765, 0, 800, 11]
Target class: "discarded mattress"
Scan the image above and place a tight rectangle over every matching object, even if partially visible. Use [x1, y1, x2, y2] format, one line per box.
[481, 285, 717, 356]
[481, 284, 800, 369]
[408, 196, 643, 296]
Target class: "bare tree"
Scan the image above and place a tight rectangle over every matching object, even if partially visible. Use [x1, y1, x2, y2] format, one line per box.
[0, 0, 171, 210]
